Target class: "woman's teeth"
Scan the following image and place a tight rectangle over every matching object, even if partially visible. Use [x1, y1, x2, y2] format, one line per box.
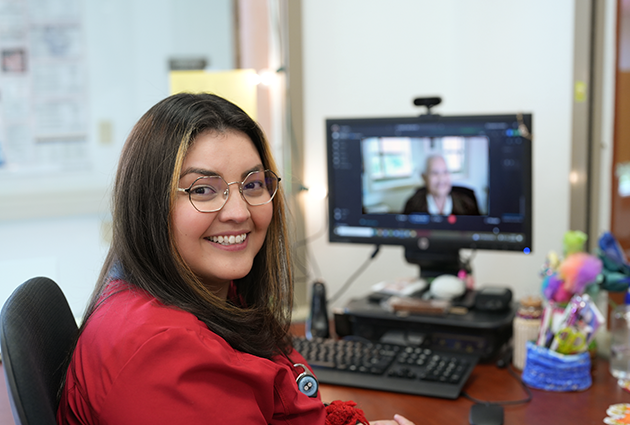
[208, 234, 247, 245]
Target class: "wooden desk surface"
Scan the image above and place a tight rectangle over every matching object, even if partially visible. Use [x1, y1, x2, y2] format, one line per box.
[1, 350, 628, 424]
[319, 358, 628, 424]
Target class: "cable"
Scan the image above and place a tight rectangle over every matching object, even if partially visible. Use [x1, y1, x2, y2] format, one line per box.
[290, 193, 329, 281]
[271, 0, 329, 284]
[461, 363, 532, 406]
[327, 245, 381, 305]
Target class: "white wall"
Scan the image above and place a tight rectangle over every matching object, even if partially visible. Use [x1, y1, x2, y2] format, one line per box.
[0, 0, 618, 321]
[0, 0, 234, 319]
[300, 0, 605, 309]
[0, 215, 109, 316]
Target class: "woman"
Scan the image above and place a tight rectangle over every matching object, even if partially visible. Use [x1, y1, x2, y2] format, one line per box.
[57, 93, 415, 425]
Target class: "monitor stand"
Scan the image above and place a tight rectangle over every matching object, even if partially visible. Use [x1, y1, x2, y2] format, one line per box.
[404, 247, 463, 278]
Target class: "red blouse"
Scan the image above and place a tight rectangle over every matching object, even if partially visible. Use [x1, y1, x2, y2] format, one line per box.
[57, 281, 326, 424]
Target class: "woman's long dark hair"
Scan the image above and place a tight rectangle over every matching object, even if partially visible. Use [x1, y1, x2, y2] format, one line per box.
[81, 93, 294, 359]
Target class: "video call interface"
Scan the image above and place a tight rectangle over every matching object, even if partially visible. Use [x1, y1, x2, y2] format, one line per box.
[327, 114, 532, 252]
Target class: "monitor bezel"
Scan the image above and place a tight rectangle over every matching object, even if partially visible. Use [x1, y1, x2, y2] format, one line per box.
[325, 112, 533, 259]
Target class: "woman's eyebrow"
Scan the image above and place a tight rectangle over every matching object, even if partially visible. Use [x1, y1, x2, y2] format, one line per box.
[180, 165, 265, 179]
[180, 167, 220, 178]
[241, 165, 265, 179]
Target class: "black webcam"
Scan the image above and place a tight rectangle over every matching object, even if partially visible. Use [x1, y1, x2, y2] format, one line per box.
[413, 97, 442, 115]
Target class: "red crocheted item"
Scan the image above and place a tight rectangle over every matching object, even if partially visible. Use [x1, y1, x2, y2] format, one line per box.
[325, 400, 369, 425]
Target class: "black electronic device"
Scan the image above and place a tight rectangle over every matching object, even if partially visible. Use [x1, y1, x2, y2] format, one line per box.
[334, 296, 515, 361]
[474, 287, 513, 311]
[306, 281, 330, 339]
[413, 96, 442, 115]
[293, 336, 478, 399]
[469, 404, 504, 425]
[326, 112, 533, 278]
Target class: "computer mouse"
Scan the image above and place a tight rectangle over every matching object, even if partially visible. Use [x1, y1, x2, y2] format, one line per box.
[429, 274, 466, 300]
[469, 404, 504, 425]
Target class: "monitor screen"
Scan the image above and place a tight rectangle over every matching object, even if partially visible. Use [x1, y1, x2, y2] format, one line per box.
[326, 113, 533, 277]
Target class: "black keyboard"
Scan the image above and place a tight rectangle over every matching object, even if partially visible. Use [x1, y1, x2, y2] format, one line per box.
[292, 336, 478, 399]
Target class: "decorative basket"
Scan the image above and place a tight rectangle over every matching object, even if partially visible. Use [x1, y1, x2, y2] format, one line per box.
[521, 341, 591, 392]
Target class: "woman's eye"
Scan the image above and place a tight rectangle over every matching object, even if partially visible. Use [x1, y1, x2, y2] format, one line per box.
[190, 185, 218, 197]
[243, 180, 264, 191]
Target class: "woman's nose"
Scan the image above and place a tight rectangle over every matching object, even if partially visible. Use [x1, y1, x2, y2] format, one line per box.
[218, 185, 251, 221]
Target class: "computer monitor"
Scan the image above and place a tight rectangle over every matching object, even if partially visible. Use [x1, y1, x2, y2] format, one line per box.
[326, 113, 533, 278]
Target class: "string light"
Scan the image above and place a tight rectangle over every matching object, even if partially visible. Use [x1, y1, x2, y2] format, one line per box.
[251, 69, 276, 86]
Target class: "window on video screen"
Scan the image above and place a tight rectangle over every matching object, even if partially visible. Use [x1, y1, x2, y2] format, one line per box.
[361, 136, 489, 216]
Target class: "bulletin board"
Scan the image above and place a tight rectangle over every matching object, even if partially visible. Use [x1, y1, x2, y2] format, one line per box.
[0, 0, 89, 175]
[0, 0, 240, 221]
[0, 0, 97, 220]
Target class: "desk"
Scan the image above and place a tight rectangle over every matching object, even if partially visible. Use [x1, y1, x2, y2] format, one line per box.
[1, 352, 628, 424]
[319, 359, 627, 424]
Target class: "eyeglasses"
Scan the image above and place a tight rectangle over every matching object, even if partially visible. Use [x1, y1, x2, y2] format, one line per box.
[177, 169, 281, 213]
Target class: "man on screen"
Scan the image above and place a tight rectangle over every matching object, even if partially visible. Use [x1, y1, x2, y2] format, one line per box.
[403, 155, 480, 216]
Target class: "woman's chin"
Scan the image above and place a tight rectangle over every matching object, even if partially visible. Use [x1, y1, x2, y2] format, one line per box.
[199, 269, 251, 288]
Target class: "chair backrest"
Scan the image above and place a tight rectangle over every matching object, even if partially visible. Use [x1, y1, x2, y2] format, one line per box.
[0, 277, 78, 425]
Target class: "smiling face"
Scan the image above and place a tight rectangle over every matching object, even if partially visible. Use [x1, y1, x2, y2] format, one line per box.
[423, 156, 452, 200]
[171, 130, 273, 299]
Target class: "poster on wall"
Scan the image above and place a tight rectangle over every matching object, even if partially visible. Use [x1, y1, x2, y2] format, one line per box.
[0, 0, 89, 175]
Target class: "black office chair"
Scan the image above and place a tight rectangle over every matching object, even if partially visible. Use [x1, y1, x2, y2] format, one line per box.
[0, 277, 78, 425]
